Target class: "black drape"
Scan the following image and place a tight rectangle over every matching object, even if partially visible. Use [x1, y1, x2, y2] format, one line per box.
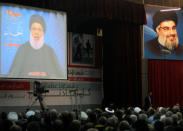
[103, 21, 143, 108]
[1, 0, 146, 24]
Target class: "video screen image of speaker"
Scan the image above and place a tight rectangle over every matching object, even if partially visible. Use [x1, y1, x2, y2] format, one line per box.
[0, 3, 67, 79]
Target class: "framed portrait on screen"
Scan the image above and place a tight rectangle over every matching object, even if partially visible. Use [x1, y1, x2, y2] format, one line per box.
[69, 32, 95, 67]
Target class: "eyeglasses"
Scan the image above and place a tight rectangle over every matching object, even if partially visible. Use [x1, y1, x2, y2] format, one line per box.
[159, 26, 176, 31]
[31, 27, 43, 32]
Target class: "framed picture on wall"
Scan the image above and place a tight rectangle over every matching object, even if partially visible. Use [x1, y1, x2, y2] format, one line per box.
[68, 32, 95, 67]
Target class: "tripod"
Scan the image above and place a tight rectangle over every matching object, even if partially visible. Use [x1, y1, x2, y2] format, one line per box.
[27, 93, 47, 112]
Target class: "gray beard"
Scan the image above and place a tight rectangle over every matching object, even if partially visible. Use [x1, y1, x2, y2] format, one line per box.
[158, 35, 178, 50]
[29, 34, 44, 49]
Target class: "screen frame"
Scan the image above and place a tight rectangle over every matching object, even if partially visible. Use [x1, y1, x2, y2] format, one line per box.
[0, 2, 68, 80]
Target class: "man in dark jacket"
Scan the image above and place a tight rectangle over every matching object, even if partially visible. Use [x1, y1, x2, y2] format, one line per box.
[144, 91, 152, 111]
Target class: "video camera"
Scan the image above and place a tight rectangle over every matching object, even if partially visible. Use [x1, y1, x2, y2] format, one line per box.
[33, 81, 49, 96]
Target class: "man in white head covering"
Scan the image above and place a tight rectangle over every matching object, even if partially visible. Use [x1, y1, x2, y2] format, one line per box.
[7, 112, 18, 122]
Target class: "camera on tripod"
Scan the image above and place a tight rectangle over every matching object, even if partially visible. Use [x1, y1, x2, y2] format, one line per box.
[33, 81, 49, 96]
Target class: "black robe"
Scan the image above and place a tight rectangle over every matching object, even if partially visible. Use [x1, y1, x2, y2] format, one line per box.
[145, 38, 183, 57]
[9, 41, 64, 79]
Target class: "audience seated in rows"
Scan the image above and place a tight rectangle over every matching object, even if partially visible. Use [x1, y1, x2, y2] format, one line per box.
[1, 105, 183, 131]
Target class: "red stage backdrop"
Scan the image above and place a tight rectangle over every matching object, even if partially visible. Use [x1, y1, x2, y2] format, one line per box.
[148, 60, 183, 107]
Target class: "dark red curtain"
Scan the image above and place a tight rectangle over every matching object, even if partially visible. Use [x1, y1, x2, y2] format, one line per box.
[103, 21, 142, 108]
[148, 60, 183, 107]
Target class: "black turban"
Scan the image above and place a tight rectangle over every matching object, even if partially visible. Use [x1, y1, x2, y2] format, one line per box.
[152, 11, 177, 31]
[29, 14, 46, 32]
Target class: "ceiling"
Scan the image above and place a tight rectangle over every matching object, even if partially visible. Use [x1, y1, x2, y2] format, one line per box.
[125, 0, 183, 7]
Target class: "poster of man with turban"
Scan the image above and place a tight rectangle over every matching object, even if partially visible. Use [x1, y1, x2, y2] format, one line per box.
[144, 6, 183, 60]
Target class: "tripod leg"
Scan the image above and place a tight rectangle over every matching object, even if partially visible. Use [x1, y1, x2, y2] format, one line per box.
[27, 97, 38, 111]
[38, 97, 48, 112]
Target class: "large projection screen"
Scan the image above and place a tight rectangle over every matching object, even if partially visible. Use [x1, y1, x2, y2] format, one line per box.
[0, 3, 67, 79]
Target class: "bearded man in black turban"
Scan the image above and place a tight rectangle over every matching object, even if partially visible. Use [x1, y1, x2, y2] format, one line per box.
[9, 14, 64, 79]
[145, 11, 183, 57]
